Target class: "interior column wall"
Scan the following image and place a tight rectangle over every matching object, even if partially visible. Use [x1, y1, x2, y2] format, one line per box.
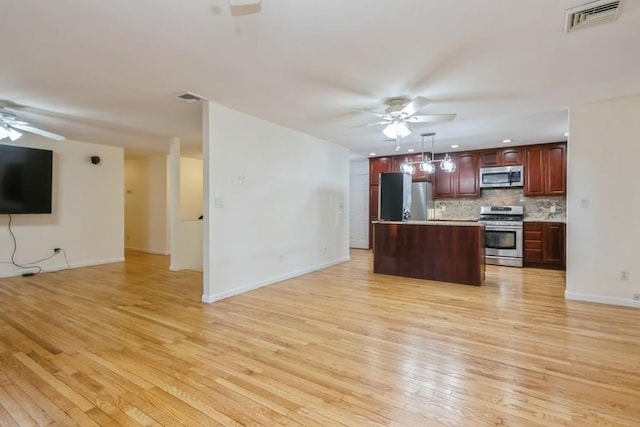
[566, 95, 640, 307]
[202, 101, 349, 303]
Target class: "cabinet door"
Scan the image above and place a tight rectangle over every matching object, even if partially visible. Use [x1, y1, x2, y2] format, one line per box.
[545, 144, 567, 195]
[524, 146, 545, 196]
[480, 150, 501, 167]
[433, 155, 456, 198]
[368, 186, 379, 249]
[501, 148, 522, 165]
[456, 153, 480, 197]
[369, 157, 393, 186]
[543, 222, 566, 266]
[523, 222, 543, 265]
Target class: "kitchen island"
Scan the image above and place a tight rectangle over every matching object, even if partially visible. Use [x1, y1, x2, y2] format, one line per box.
[373, 221, 485, 286]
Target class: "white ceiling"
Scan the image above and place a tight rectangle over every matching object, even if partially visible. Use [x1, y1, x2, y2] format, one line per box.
[2, 0, 639, 159]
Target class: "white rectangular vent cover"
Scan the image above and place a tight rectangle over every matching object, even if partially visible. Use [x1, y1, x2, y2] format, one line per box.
[565, 0, 621, 32]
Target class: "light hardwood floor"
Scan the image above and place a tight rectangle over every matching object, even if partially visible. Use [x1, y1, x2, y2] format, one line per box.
[0, 250, 639, 426]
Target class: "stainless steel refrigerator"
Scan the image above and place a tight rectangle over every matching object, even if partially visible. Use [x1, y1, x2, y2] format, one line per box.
[378, 173, 412, 221]
[410, 181, 434, 221]
[378, 173, 434, 221]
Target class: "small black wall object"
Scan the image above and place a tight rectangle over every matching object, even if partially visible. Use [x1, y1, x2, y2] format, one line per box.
[90, 156, 101, 165]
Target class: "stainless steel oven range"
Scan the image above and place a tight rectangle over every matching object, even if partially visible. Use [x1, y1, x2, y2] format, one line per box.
[477, 206, 523, 267]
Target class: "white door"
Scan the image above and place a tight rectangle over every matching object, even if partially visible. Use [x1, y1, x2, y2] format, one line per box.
[349, 160, 369, 249]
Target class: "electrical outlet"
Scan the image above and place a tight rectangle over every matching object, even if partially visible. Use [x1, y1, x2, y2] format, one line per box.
[441, 205, 447, 212]
[550, 205, 556, 213]
[633, 294, 640, 301]
[620, 270, 629, 280]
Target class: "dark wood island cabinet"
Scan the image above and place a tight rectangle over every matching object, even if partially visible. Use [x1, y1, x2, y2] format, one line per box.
[373, 221, 485, 286]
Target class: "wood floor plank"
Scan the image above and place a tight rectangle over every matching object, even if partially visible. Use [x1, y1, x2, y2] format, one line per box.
[0, 249, 639, 425]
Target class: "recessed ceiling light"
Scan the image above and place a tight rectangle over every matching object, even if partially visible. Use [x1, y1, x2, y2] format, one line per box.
[502, 139, 512, 143]
[408, 148, 415, 152]
[369, 152, 376, 156]
[451, 145, 459, 149]
[563, 132, 569, 137]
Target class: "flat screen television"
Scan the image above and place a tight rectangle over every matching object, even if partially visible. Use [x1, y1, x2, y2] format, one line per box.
[0, 145, 53, 214]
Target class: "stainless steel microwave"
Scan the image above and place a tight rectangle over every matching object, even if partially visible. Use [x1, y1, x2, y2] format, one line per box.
[479, 165, 524, 188]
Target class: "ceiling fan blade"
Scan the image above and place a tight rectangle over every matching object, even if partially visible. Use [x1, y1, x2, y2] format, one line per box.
[405, 114, 456, 123]
[400, 96, 431, 117]
[350, 120, 391, 128]
[351, 108, 386, 118]
[9, 123, 66, 141]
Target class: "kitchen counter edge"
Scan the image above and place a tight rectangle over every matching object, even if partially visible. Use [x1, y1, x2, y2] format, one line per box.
[372, 220, 482, 227]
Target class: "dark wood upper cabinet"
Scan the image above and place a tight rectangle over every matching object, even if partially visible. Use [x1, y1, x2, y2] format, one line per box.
[434, 159, 456, 198]
[369, 157, 393, 186]
[456, 152, 480, 197]
[501, 148, 523, 165]
[524, 143, 566, 196]
[480, 150, 501, 167]
[545, 144, 567, 195]
[524, 146, 546, 196]
[434, 152, 480, 198]
[480, 147, 522, 167]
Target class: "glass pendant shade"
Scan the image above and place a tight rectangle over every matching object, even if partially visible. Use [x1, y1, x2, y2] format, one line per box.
[399, 157, 416, 175]
[440, 153, 456, 173]
[419, 157, 436, 174]
[382, 120, 411, 139]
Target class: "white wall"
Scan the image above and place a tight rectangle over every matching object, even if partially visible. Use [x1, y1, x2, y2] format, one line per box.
[566, 95, 640, 307]
[180, 157, 203, 221]
[124, 156, 169, 255]
[349, 159, 369, 248]
[0, 137, 124, 277]
[202, 101, 350, 302]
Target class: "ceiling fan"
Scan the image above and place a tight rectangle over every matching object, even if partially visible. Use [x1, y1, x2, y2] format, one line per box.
[355, 96, 456, 139]
[0, 103, 65, 142]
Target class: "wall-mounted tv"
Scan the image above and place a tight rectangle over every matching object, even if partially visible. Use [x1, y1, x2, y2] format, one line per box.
[0, 145, 53, 214]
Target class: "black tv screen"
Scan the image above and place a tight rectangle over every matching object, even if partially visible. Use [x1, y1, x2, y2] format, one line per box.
[0, 145, 53, 214]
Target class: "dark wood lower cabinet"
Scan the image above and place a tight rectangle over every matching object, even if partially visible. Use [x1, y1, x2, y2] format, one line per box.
[373, 222, 485, 286]
[523, 222, 566, 270]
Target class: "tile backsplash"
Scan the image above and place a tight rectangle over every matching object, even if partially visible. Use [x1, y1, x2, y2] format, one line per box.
[433, 188, 566, 222]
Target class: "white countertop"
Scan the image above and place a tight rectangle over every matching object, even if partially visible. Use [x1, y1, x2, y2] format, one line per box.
[373, 220, 483, 227]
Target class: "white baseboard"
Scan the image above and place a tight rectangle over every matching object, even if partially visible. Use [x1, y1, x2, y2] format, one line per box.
[125, 247, 170, 256]
[202, 256, 350, 304]
[565, 291, 640, 308]
[0, 257, 125, 279]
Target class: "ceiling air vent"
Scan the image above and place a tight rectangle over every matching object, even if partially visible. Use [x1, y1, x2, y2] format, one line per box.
[565, 0, 621, 33]
[177, 92, 205, 103]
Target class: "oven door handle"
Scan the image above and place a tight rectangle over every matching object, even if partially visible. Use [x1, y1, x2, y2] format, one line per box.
[484, 225, 522, 231]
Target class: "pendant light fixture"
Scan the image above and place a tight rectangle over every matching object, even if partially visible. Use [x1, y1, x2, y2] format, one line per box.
[419, 132, 436, 174]
[397, 132, 456, 175]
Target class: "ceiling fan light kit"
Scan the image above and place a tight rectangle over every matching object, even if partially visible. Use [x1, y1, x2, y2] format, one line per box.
[0, 125, 22, 142]
[0, 104, 65, 142]
[383, 120, 411, 139]
[355, 96, 455, 146]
